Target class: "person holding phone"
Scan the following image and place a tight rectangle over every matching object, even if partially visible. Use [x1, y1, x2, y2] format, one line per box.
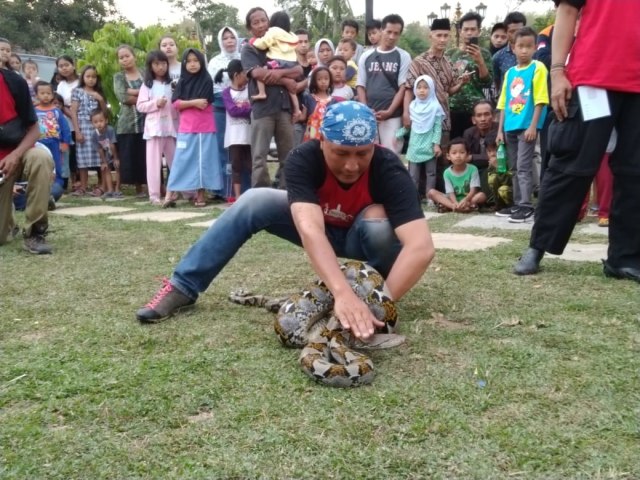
[446, 11, 494, 139]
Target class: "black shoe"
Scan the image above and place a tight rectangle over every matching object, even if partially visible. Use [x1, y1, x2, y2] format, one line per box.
[513, 247, 544, 275]
[602, 260, 640, 283]
[508, 207, 535, 223]
[23, 225, 52, 254]
[48, 196, 56, 211]
[495, 206, 516, 217]
[136, 278, 196, 323]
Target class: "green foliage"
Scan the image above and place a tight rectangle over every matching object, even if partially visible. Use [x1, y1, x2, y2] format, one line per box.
[277, 0, 354, 42]
[398, 23, 430, 58]
[78, 23, 200, 122]
[0, 0, 117, 55]
[167, 0, 243, 57]
[529, 9, 556, 34]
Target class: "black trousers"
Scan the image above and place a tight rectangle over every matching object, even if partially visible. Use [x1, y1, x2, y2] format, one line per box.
[530, 90, 640, 268]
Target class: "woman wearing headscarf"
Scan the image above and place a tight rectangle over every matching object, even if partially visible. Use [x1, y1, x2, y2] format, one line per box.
[314, 38, 335, 68]
[207, 26, 241, 199]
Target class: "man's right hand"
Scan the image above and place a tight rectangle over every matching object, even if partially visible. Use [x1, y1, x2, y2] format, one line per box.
[0, 151, 20, 178]
[333, 290, 385, 340]
[551, 70, 573, 122]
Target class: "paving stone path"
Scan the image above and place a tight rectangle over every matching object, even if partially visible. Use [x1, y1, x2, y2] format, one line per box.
[51, 203, 608, 262]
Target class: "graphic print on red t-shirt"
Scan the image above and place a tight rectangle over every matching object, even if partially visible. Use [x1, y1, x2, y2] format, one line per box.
[317, 168, 373, 228]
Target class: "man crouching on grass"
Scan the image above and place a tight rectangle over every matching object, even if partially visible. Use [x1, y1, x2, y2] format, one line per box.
[136, 101, 435, 340]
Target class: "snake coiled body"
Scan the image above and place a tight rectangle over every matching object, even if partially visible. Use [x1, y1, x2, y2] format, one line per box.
[229, 261, 399, 387]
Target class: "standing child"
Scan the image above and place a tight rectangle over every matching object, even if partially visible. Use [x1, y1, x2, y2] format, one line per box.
[90, 109, 121, 197]
[336, 38, 359, 90]
[302, 66, 333, 141]
[34, 81, 71, 193]
[327, 56, 354, 101]
[9, 53, 21, 73]
[168, 48, 222, 207]
[55, 55, 79, 189]
[428, 138, 486, 212]
[158, 35, 182, 83]
[23, 60, 40, 102]
[220, 59, 252, 201]
[366, 19, 382, 50]
[136, 50, 178, 206]
[70, 65, 106, 195]
[53, 93, 72, 186]
[496, 26, 548, 223]
[114, 44, 147, 197]
[250, 11, 302, 121]
[400, 75, 444, 201]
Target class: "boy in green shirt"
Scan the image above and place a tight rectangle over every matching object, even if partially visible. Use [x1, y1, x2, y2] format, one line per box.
[427, 138, 487, 212]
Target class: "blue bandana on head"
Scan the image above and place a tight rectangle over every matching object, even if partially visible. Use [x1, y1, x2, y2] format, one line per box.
[320, 101, 377, 146]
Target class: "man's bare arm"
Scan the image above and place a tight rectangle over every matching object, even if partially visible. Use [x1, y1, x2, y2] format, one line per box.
[290, 202, 384, 339]
[251, 65, 304, 86]
[384, 218, 435, 300]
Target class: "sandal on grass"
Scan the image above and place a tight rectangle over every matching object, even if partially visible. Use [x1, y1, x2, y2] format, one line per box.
[88, 187, 104, 197]
[193, 200, 207, 208]
[70, 188, 86, 197]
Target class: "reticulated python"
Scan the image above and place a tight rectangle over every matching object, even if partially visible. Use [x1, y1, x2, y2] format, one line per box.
[229, 260, 402, 388]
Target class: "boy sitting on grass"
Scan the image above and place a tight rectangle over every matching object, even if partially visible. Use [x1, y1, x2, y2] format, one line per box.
[427, 137, 486, 212]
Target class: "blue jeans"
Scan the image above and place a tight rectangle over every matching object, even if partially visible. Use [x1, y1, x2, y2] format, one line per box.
[13, 182, 64, 211]
[171, 188, 402, 299]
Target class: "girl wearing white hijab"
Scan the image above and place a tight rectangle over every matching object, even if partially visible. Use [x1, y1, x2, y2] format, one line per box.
[207, 26, 241, 199]
[402, 74, 445, 198]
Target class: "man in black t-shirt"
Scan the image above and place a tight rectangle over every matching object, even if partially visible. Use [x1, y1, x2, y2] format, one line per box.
[137, 101, 435, 340]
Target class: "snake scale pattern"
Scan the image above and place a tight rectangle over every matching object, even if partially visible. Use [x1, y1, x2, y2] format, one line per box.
[229, 261, 398, 388]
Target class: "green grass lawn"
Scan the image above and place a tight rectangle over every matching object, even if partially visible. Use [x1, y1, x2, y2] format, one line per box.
[1, 196, 638, 479]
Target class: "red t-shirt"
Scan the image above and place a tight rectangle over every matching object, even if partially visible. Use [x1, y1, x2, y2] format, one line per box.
[317, 168, 373, 228]
[0, 73, 19, 160]
[567, 0, 640, 93]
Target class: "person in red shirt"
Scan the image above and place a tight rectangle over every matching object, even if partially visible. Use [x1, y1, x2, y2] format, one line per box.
[136, 101, 435, 340]
[514, 0, 640, 282]
[0, 37, 55, 254]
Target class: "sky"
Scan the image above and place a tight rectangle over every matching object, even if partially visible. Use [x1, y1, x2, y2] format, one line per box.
[114, 0, 551, 28]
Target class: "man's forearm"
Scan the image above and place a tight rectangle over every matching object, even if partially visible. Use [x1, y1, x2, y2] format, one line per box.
[384, 220, 435, 300]
[386, 86, 406, 114]
[253, 65, 304, 86]
[290, 203, 353, 297]
[12, 123, 39, 160]
[552, 3, 580, 67]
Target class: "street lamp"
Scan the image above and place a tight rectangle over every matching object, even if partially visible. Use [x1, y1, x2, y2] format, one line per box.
[440, 3, 450, 19]
[476, 2, 487, 17]
[428, 12, 438, 24]
[454, 2, 462, 45]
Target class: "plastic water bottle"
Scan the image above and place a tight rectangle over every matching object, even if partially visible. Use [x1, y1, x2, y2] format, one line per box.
[497, 143, 508, 174]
